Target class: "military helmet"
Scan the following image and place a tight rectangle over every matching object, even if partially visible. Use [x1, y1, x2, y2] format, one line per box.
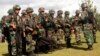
[2, 16, 6, 20]
[49, 9, 55, 14]
[75, 10, 80, 14]
[32, 13, 38, 18]
[57, 10, 63, 14]
[38, 7, 45, 12]
[21, 10, 27, 15]
[13, 5, 21, 11]
[81, 3, 87, 8]
[7, 9, 14, 15]
[26, 7, 33, 13]
[65, 11, 70, 15]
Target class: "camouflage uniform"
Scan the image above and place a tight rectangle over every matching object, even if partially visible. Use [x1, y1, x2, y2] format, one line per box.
[25, 7, 36, 56]
[12, 5, 22, 56]
[36, 22, 50, 53]
[20, 10, 28, 55]
[48, 9, 58, 49]
[64, 11, 72, 48]
[72, 10, 82, 45]
[1, 15, 12, 55]
[44, 12, 56, 51]
[55, 10, 64, 48]
[81, 3, 94, 50]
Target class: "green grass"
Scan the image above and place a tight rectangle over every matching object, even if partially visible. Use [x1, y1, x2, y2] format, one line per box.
[0, 31, 100, 56]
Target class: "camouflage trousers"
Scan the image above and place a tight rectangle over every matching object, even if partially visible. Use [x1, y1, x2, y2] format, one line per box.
[47, 30, 57, 49]
[74, 26, 81, 42]
[64, 27, 71, 47]
[92, 29, 97, 43]
[9, 31, 17, 56]
[83, 24, 94, 45]
[26, 33, 36, 56]
[56, 29, 65, 48]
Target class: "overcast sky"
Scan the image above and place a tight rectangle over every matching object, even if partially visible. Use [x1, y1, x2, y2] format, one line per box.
[0, 0, 100, 18]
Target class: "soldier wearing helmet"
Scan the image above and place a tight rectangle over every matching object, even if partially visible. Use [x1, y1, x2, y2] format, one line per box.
[43, 12, 57, 51]
[25, 7, 36, 56]
[11, 5, 22, 56]
[81, 3, 88, 20]
[81, 3, 95, 50]
[63, 11, 72, 48]
[49, 9, 55, 18]
[55, 10, 64, 48]
[72, 10, 82, 45]
[38, 7, 45, 15]
[26, 7, 33, 17]
[20, 9, 28, 55]
[13, 5, 21, 15]
[64, 11, 70, 23]
[65, 11, 70, 16]
[37, 7, 45, 27]
[1, 9, 15, 56]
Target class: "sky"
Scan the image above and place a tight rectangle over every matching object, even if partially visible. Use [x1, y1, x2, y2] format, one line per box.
[0, 0, 100, 18]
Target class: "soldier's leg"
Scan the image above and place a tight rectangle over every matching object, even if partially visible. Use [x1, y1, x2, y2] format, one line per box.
[84, 30, 94, 50]
[65, 35, 71, 48]
[93, 33, 96, 43]
[93, 30, 97, 43]
[52, 32, 58, 49]
[27, 40, 36, 56]
[8, 43, 12, 56]
[10, 31, 17, 56]
[58, 29, 63, 48]
[22, 35, 26, 54]
[75, 33, 81, 45]
[75, 27, 81, 45]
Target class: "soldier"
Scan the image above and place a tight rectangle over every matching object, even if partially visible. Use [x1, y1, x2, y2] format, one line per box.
[36, 21, 50, 53]
[25, 7, 36, 56]
[49, 9, 55, 20]
[81, 3, 94, 50]
[35, 7, 51, 53]
[55, 10, 64, 48]
[63, 11, 72, 48]
[11, 5, 22, 56]
[20, 10, 28, 55]
[48, 9, 57, 50]
[1, 15, 11, 55]
[72, 10, 82, 45]
[43, 12, 56, 51]
[38, 7, 45, 27]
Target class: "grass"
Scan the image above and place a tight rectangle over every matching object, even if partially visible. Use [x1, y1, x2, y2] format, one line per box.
[0, 31, 100, 56]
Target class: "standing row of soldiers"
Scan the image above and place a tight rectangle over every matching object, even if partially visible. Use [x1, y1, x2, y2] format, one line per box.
[1, 3, 97, 56]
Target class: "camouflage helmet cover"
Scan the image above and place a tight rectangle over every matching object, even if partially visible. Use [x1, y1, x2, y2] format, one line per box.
[21, 10, 27, 15]
[7, 9, 14, 15]
[81, 3, 87, 8]
[57, 10, 63, 14]
[38, 7, 45, 12]
[65, 11, 70, 15]
[49, 9, 55, 14]
[75, 10, 80, 14]
[13, 5, 21, 11]
[26, 7, 33, 13]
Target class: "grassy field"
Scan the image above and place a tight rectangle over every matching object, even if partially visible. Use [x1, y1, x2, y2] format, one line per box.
[0, 31, 100, 56]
